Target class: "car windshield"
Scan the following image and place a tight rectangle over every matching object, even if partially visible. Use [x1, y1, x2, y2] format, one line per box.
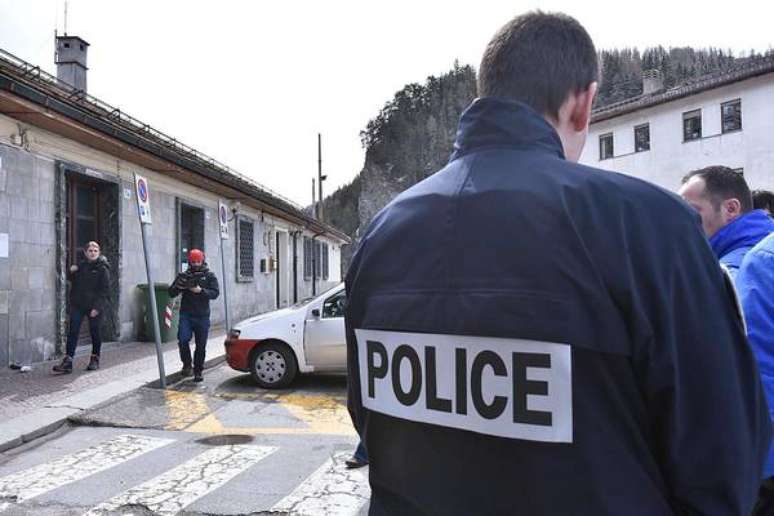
[292, 284, 343, 308]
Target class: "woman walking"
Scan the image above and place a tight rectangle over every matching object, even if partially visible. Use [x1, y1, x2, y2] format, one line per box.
[53, 241, 110, 373]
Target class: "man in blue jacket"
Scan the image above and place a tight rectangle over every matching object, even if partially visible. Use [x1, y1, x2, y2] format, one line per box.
[345, 11, 770, 516]
[679, 166, 774, 278]
[738, 230, 774, 515]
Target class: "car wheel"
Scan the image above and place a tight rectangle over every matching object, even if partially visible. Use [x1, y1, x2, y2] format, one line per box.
[249, 342, 298, 389]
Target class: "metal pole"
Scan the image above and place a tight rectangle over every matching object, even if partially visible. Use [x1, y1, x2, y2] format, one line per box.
[219, 234, 231, 333]
[139, 222, 166, 389]
[317, 133, 323, 222]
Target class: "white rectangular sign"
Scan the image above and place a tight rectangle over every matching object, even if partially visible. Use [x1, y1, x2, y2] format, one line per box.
[355, 329, 573, 443]
[134, 173, 152, 224]
[0, 233, 8, 258]
[218, 201, 229, 239]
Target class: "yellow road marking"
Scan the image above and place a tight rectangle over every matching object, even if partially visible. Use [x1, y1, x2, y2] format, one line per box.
[164, 389, 356, 436]
[164, 390, 212, 431]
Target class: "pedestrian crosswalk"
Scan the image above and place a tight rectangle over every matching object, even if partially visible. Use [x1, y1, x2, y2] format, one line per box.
[0, 434, 174, 502]
[271, 452, 370, 515]
[0, 433, 370, 515]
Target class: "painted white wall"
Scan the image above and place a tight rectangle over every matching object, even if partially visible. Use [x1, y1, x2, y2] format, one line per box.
[580, 74, 774, 193]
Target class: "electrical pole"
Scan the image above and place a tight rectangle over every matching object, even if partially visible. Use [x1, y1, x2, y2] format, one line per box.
[317, 133, 326, 223]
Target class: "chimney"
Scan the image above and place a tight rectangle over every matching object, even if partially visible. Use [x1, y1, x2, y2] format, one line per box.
[55, 35, 89, 92]
[642, 69, 663, 95]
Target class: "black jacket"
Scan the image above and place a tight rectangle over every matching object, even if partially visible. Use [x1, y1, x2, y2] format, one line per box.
[345, 98, 771, 516]
[168, 264, 219, 316]
[69, 256, 110, 313]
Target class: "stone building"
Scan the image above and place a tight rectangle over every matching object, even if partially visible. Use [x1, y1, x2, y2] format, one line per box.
[0, 37, 348, 366]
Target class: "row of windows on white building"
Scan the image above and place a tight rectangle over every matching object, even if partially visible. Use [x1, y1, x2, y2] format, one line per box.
[598, 98, 742, 160]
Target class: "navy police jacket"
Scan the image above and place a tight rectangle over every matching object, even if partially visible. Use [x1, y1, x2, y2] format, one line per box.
[345, 98, 771, 515]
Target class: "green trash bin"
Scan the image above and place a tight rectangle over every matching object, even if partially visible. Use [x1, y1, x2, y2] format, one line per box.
[137, 283, 179, 342]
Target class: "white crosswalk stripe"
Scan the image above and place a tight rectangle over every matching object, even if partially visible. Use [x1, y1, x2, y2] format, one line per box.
[271, 452, 371, 516]
[85, 444, 277, 516]
[0, 434, 173, 502]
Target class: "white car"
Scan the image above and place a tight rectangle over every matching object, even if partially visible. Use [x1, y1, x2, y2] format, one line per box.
[224, 284, 347, 388]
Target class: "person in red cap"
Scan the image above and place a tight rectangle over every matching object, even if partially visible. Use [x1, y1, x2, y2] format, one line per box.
[169, 248, 219, 382]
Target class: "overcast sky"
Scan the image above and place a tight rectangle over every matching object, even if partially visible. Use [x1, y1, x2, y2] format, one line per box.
[0, 0, 772, 206]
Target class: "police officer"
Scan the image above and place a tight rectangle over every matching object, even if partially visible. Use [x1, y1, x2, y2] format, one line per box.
[344, 11, 770, 515]
[169, 249, 219, 382]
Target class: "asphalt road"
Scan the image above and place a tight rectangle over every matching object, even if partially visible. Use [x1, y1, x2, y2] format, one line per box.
[0, 363, 369, 515]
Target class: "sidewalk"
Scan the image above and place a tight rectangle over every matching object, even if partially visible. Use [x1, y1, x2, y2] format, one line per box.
[0, 328, 226, 452]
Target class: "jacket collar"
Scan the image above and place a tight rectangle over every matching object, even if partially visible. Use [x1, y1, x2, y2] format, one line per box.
[450, 97, 565, 162]
[709, 209, 774, 259]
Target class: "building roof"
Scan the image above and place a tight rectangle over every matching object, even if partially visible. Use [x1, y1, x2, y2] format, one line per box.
[0, 47, 350, 243]
[591, 55, 774, 124]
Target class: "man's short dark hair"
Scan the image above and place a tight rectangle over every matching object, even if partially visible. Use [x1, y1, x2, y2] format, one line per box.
[752, 190, 774, 212]
[682, 166, 753, 212]
[478, 11, 599, 120]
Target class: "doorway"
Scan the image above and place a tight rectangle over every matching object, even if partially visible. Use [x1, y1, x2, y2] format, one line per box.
[176, 201, 205, 272]
[62, 170, 120, 346]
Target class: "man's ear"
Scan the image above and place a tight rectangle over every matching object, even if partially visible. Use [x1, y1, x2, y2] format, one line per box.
[571, 81, 598, 132]
[724, 198, 742, 218]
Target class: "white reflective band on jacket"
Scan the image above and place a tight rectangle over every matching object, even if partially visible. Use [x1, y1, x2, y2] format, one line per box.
[356, 329, 573, 443]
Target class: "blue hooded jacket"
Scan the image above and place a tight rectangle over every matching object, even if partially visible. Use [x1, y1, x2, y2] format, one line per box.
[346, 97, 770, 516]
[709, 210, 774, 278]
[737, 232, 774, 477]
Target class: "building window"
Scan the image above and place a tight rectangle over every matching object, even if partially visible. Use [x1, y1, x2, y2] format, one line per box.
[177, 202, 204, 272]
[236, 216, 254, 281]
[683, 110, 702, 141]
[599, 133, 614, 160]
[303, 237, 312, 280]
[721, 99, 742, 133]
[634, 124, 650, 152]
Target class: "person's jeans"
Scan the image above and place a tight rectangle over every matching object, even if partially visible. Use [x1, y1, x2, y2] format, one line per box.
[178, 312, 210, 372]
[353, 440, 368, 463]
[66, 307, 102, 358]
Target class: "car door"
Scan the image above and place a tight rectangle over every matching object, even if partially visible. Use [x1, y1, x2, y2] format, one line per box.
[303, 288, 347, 369]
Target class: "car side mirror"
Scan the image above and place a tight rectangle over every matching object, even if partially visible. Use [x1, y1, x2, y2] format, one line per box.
[311, 308, 320, 318]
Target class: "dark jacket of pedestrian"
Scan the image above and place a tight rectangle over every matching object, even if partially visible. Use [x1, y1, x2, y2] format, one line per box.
[168, 263, 219, 316]
[69, 255, 110, 313]
[345, 98, 771, 516]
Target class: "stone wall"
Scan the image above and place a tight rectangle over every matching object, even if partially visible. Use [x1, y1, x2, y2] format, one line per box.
[0, 145, 58, 365]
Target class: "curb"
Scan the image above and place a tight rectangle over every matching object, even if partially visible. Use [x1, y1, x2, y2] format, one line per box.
[0, 344, 227, 454]
[143, 354, 226, 389]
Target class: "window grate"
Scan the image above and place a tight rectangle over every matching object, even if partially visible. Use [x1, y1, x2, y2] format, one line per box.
[237, 217, 254, 281]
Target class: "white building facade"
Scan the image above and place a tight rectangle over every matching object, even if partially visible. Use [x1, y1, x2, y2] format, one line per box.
[580, 58, 774, 193]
